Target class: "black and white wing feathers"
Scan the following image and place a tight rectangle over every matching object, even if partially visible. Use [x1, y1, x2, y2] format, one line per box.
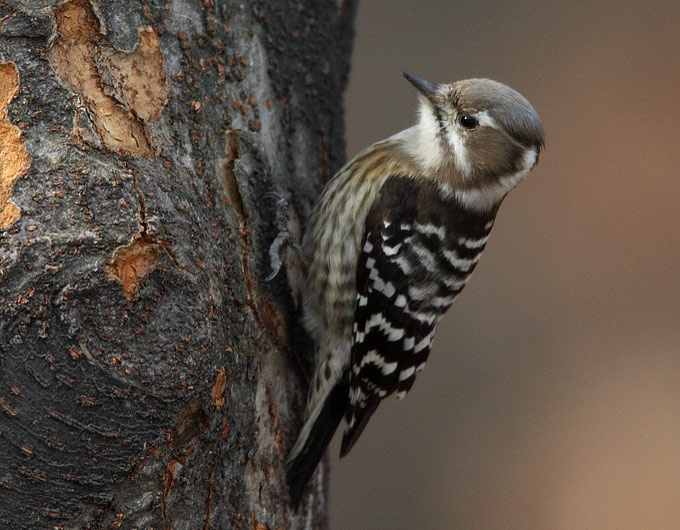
[340, 176, 497, 456]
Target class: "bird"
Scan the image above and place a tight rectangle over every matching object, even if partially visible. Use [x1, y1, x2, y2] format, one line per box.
[286, 72, 544, 507]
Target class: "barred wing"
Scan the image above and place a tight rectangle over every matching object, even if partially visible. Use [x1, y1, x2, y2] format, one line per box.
[340, 176, 496, 456]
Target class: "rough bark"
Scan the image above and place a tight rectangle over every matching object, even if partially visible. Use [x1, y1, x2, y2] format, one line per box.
[0, 0, 355, 528]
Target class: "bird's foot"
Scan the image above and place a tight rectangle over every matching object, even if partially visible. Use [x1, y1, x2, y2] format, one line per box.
[262, 192, 304, 282]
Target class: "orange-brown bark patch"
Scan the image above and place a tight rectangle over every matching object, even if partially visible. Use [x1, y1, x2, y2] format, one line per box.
[0, 62, 31, 230]
[218, 129, 244, 219]
[49, 0, 168, 157]
[101, 26, 169, 123]
[211, 367, 228, 409]
[107, 234, 161, 300]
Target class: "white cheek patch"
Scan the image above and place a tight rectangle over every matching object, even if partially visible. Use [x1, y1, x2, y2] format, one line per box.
[446, 126, 472, 176]
[414, 103, 446, 172]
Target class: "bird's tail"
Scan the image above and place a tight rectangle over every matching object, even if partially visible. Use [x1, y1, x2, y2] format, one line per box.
[286, 374, 349, 508]
[339, 395, 380, 457]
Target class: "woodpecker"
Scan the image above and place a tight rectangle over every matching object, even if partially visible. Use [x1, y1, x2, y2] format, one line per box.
[286, 73, 544, 507]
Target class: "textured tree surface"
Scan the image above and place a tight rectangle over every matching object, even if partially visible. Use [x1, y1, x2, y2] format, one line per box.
[0, 0, 355, 528]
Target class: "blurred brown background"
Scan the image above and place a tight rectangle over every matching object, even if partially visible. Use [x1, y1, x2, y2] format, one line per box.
[330, 1, 680, 528]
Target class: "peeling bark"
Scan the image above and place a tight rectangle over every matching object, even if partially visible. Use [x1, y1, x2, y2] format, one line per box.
[0, 61, 30, 230]
[0, 0, 356, 528]
[49, 0, 165, 157]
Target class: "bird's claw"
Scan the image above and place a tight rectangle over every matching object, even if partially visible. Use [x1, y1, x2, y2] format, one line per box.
[263, 191, 303, 282]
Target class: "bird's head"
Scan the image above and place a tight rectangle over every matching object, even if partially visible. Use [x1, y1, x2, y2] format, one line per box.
[403, 73, 544, 207]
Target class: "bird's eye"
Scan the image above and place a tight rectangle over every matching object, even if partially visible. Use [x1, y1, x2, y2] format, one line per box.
[458, 114, 479, 130]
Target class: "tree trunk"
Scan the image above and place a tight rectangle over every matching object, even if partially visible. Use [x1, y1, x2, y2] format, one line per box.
[0, 0, 355, 528]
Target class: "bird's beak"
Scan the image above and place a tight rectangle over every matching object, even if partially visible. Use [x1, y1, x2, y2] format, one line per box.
[403, 72, 440, 103]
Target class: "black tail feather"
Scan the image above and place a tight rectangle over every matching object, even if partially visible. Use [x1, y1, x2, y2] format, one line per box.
[339, 396, 380, 457]
[287, 375, 349, 508]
